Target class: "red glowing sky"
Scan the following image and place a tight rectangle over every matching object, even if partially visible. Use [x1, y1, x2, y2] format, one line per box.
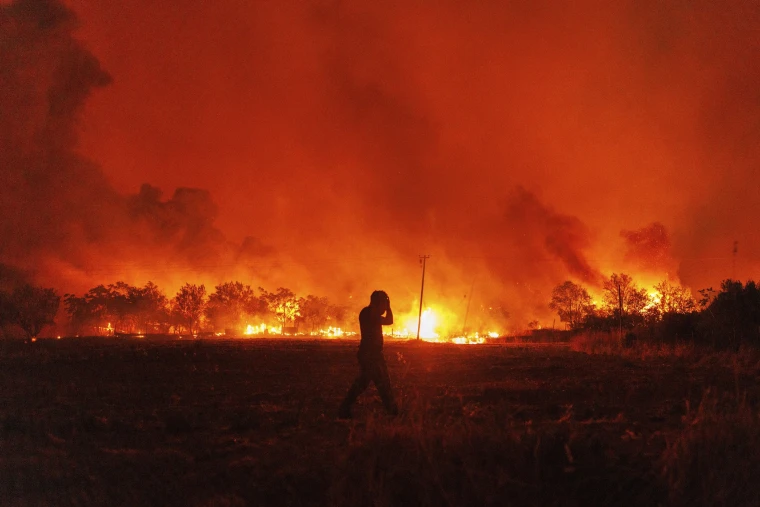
[3, 0, 760, 326]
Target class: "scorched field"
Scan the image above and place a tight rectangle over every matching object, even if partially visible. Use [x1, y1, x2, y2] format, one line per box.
[2, 337, 759, 507]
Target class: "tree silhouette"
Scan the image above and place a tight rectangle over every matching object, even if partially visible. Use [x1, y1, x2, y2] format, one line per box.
[0, 291, 12, 332]
[9, 284, 60, 338]
[172, 284, 206, 334]
[297, 295, 330, 334]
[105, 282, 135, 332]
[602, 273, 648, 322]
[549, 281, 594, 329]
[64, 285, 112, 335]
[327, 303, 349, 329]
[653, 280, 695, 316]
[206, 281, 265, 333]
[699, 279, 760, 348]
[65, 282, 159, 335]
[602, 273, 652, 334]
[260, 287, 300, 332]
[129, 282, 169, 334]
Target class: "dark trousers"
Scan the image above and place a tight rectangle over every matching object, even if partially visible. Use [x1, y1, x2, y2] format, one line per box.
[341, 354, 397, 414]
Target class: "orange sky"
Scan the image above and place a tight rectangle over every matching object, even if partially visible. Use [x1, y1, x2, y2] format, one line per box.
[3, 0, 760, 328]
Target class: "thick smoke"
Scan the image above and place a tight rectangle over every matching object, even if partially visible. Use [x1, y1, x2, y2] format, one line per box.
[501, 187, 602, 286]
[0, 0, 276, 293]
[0, 0, 114, 268]
[3, 0, 760, 328]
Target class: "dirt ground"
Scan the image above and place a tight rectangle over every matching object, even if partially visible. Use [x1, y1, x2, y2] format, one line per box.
[1, 338, 758, 506]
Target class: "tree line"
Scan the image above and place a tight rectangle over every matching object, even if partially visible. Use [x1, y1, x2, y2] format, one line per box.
[64, 281, 350, 337]
[4, 273, 759, 349]
[549, 274, 760, 349]
[0, 281, 350, 339]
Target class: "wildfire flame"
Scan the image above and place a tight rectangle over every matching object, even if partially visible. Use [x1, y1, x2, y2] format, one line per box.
[230, 305, 502, 344]
[393, 307, 501, 344]
[402, 308, 439, 340]
[240, 323, 345, 337]
[243, 323, 282, 336]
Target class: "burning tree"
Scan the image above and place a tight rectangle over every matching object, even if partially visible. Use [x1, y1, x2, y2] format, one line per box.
[8, 284, 60, 338]
[296, 295, 330, 334]
[103, 282, 134, 332]
[206, 281, 266, 334]
[653, 280, 696, 315]
[602, 273, 648, 327]
[64, 282, 171, 335]
[172, 284, 206, 334]
[260, 287, 300, 332]
[128, 282, 170, 334]
[64, 285, 113, 335]
[328, 303, 349, 327]
[549, 281, 594, 330]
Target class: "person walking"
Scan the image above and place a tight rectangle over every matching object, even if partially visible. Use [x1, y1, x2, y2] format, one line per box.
[339, 290, 398, 418]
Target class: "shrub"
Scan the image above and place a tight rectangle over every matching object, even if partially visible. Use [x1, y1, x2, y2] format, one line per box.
[662, 389, 760, 507]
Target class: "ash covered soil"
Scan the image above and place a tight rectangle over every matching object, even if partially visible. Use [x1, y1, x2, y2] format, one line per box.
[1, 338, 759, 507]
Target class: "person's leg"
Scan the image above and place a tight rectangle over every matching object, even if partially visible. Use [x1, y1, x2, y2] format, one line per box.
[339, 367, 370, 418]
[371, 356, 398, 415]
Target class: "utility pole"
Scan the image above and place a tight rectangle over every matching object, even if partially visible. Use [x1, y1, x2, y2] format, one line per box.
[461, 277, 476, 337]
[417, 255, 430, 341]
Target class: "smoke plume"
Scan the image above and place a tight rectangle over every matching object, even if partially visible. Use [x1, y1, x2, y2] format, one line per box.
[2, 0, 760, 328]
[0, 0, 276, 294]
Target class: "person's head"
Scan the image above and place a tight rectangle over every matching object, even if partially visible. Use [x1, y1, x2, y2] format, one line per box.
[369, 290, 389, 312]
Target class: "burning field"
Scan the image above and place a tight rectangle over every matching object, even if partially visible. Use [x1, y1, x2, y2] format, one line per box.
[3, 337, 760, 506]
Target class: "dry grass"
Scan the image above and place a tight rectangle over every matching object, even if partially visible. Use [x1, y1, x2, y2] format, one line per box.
[1, 337, 759, 506]
[662, 389, 760, 507]
[569, 331, 628, 355]
[570, 331, 760, 368]
[331, 397, 660, 506]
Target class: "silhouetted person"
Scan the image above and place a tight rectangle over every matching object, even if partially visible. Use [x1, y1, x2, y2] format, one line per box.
[339, 290, 398, 418]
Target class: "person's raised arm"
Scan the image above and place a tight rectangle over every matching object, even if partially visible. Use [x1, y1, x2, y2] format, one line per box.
[381, 298, 393, 325]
